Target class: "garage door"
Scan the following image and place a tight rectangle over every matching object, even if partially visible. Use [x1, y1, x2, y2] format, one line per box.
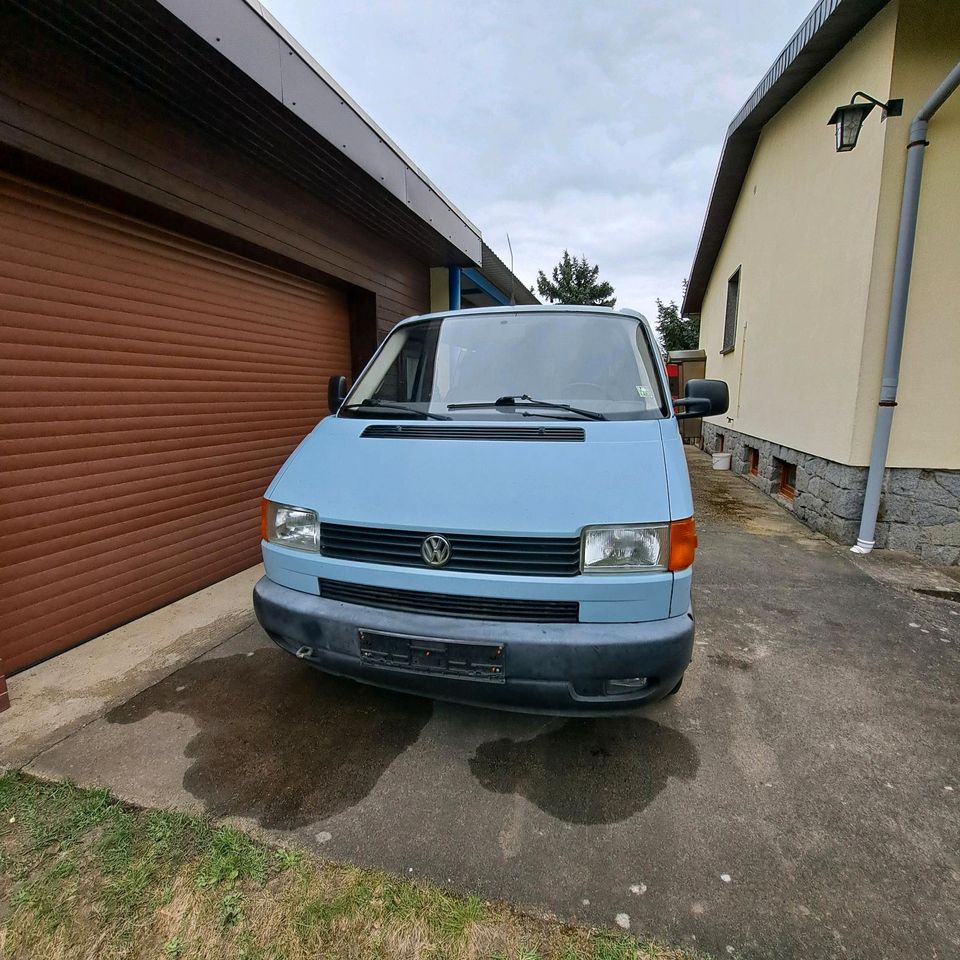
[0, 174, 352, 673]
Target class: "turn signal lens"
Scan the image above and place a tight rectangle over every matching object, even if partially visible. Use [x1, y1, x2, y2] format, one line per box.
[668, 516, 697, 571]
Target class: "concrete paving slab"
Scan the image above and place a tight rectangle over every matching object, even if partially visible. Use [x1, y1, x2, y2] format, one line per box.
[0, 564, 262, 769]
[19, 453, 960, 959]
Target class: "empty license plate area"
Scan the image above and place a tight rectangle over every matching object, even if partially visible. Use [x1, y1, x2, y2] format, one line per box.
[358, 629, 505, 682]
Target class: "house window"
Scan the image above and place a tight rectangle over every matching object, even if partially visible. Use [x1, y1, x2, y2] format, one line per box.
[746, 445, 759, 475]
[777, 459, 797, 500]
[721, 267, 740, 354]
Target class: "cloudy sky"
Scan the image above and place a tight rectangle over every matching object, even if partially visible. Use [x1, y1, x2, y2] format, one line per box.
[264, 0, 811, 320]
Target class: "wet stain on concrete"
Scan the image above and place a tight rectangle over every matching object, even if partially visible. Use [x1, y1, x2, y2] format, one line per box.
[107, 648, 432, 829]
[469, 717, 699, 824]
[707, 651, 754, 671]
[696, 487, 754, 523]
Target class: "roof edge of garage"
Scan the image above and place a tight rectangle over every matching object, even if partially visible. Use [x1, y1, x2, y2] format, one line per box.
[157, 0, 483, 265]
[480, 242, 540, 306]
[681, 0, 889, 317]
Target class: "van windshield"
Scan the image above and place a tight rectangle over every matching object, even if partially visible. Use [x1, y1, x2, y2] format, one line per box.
[342, 312, 668, 421]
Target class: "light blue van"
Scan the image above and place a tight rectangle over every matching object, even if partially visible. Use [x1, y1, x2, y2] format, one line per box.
[253, 305, 728, 713]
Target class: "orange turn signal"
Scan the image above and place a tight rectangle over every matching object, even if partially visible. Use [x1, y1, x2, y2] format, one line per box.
[260, 499, 270, 542]
[668, 516, 697, 571]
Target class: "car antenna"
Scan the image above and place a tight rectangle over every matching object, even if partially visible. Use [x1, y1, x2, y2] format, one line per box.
[506, 232, 516, 305]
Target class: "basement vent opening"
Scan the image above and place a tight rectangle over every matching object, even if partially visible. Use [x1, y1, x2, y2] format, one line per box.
[776, 458, 796, 500]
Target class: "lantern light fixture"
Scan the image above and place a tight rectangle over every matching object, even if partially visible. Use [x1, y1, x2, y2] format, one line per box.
[828, 91, 903, 151]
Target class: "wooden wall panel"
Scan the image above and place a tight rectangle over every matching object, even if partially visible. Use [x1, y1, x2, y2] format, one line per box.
[0, 4, 430, 334]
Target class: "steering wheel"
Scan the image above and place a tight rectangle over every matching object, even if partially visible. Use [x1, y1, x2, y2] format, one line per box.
[561, 381, 615, 400]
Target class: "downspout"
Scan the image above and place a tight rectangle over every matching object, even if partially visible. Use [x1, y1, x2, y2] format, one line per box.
[852, 60, 960, 554]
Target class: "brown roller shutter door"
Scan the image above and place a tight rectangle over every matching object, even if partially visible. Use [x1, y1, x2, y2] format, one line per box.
[0, 174, 352, 673]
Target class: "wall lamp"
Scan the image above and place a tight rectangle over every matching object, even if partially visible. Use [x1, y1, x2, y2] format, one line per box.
[828, 91, 903, 151]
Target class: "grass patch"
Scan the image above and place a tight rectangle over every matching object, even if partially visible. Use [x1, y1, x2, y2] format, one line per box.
[0, 772, 705, 960]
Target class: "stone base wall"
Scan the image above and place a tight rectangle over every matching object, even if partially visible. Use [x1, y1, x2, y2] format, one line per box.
[702, 423, 960, 565]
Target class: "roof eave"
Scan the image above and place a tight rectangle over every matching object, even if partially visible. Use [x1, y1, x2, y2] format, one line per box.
[158, 0, 482, 264]
[681, 0, 889, 317]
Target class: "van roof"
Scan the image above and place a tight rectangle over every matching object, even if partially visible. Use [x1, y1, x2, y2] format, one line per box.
[399, 305, 649, 326]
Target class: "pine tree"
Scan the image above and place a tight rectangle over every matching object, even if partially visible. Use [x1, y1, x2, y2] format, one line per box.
[655, 290, 699, 351]
[536, 251, 616, 307]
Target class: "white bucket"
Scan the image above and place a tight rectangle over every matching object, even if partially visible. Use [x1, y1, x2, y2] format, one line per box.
[712, 452, 732, 471]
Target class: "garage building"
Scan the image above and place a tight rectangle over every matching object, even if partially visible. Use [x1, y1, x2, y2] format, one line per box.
[0, 0, 535, 693]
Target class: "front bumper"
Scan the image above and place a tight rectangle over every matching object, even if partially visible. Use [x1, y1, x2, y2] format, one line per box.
[253, 576, 694, 714]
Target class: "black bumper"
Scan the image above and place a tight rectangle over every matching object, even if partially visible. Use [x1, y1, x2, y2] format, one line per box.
[253, 576, 694, 715]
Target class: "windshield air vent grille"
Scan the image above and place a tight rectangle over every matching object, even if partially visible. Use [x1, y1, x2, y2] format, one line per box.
[360, 425, 585, 441]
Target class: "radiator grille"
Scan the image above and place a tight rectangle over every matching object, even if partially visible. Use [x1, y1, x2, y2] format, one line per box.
[321, 524, 581, 576]
[319, 579, 579, 623]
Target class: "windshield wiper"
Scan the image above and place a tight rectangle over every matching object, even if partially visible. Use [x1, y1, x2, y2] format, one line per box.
[341, 399, 451, 420]
[447, 394, 607, 421]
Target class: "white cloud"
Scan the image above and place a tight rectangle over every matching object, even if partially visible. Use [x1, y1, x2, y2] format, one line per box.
[263, 0, 811, 320]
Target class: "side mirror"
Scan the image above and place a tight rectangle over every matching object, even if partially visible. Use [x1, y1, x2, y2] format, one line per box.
[328, 375, 349, 413]
[675, 378, 729, 419]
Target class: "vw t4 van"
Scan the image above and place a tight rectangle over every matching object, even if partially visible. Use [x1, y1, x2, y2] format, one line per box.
[253, 305, 727, 713]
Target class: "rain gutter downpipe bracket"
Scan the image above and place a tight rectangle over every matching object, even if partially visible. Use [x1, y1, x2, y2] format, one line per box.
[852, 60, 960, 555]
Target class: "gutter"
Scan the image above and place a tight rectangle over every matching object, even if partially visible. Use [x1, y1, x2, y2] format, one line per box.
[852, 59, 960, 554]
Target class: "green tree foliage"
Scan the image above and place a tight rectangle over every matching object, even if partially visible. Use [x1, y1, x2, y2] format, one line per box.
[536, 250, 616, 307]
[655, 294, 699, 351]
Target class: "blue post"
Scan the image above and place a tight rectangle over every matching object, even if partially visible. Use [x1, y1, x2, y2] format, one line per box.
[461, 267, 511, 305]
[448, 266, 461, 310]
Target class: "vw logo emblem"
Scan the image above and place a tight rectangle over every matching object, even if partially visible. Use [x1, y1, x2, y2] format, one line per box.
[421, 535, 451, 567]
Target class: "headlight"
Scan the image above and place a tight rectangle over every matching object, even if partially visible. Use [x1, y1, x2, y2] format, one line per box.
[261, 500, 320, 551]
[581, 524, 668, 572]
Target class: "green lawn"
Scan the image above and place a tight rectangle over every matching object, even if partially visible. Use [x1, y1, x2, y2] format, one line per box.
[0, 773, 704, 960]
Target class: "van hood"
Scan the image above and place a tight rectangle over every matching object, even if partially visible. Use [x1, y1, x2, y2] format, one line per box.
[266, 417, 670, 535]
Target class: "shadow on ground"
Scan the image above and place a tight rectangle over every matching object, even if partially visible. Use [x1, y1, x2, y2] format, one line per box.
[469, 718, 698, 824]
[107, 648, 433, 829]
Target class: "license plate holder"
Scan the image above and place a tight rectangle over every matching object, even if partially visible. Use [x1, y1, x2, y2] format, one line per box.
[358, 629, 505, 682]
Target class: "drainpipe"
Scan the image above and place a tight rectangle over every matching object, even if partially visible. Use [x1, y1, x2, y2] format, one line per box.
[852, 60, 960, 555]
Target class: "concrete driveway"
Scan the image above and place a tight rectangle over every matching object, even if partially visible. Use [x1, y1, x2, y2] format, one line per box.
[6, 449, 959, 959]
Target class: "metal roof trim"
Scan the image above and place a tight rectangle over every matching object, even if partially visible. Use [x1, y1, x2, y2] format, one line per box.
[682, 0, 889, 316]
[725, 0, 843, 137]
[157, 0, 482, 263]
[480, 241, 540, 306]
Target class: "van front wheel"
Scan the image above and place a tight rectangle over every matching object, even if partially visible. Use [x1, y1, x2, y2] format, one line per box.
[665, 673, 684, 697]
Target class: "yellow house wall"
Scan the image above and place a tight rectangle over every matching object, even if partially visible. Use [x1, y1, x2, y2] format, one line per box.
[853, 0, 960, 468]
[429, 267, 450, 313]
[700, 5, 898, 464]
